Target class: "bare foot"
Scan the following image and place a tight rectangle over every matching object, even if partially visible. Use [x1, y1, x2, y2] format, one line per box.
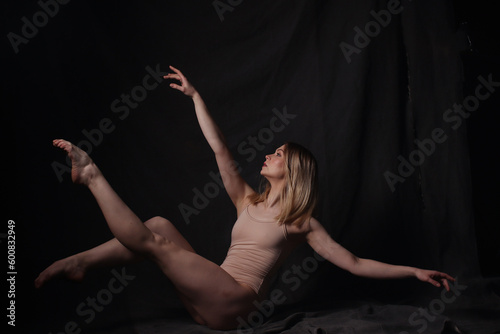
[35, 256, 86, 288]
[53, 139, 100, 185]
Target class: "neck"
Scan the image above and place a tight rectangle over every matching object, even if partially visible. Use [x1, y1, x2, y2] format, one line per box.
[265, 179, 285, 208]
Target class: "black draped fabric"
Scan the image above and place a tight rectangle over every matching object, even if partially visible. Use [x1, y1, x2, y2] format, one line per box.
[3, 0, 499, 333]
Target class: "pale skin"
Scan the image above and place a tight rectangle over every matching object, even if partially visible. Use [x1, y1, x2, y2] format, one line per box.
[35, 66, 454, 330]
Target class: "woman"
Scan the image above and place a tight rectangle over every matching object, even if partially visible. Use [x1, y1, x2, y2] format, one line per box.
[35, 66, 454, 330]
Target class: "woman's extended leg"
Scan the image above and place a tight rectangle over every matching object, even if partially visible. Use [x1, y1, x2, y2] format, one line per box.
[47, 139, 258, 329]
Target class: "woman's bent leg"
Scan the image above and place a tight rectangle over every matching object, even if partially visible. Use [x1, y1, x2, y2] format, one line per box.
[47, 139, 257, 329]
[81, 216, 195, 269]
[35, 217, 194, 288]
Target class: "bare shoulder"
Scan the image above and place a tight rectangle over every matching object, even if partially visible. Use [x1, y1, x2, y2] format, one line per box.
[235, 193, 257, 217]
[303, 217, 331, 244]
[308, 217, 323, 230]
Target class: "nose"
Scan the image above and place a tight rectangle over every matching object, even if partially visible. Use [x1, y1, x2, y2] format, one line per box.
[265, 155, 271, 160]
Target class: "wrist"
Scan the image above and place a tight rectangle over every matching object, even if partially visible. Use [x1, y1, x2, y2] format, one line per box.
[191, 91, 201, 100]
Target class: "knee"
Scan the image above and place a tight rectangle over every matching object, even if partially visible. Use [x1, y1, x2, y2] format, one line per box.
[144, 216, 173, 233]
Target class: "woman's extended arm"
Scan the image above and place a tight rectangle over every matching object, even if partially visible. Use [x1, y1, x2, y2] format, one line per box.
[164, 66, 255, 210]
[306, 218, 454, 290]
[165, 66, 225, 154]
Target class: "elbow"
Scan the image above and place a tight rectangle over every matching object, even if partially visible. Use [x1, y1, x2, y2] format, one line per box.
[347, 256, 362, 276]
[213, 143, 229, 156]
[213, 146, 226, 156]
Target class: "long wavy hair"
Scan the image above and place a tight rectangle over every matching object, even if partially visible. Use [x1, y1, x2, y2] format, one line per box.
[248, 142, 319, 227]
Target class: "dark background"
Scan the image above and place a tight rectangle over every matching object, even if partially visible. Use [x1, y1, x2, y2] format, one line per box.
[2, 0, 499, 333]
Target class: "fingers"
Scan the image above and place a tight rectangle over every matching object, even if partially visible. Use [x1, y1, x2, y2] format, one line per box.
[437, 272, 454, 292]
[169, 65, 186, 82]
[169, 65, 181, 75]
[427, 277, 441, 288]
[163, 72, 183, 92]
[443, 273, 455, 282]
[164, 66, 185, 86]
[428, 271, 454, 291]
[163, 73, 181, 81]
[442, 278, 451, 291]
[432, 271, 454, 281]
[163, 66, 195, 96]
[169, 83, 183, 92]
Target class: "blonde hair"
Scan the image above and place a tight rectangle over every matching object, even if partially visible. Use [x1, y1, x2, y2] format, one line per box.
[248, 142, 318, 227]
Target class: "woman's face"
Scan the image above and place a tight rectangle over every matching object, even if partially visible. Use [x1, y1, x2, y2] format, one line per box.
[261, 145, 286, 180]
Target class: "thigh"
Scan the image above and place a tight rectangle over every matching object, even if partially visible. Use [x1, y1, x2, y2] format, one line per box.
[149, 235, 257, 329]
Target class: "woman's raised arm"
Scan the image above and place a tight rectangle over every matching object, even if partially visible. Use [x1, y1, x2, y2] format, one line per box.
[164, 66, 255, 211]
[305, 218, 455, 291]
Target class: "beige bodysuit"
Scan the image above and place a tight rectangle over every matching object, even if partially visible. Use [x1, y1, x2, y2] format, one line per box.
[220, 204, 295, 295]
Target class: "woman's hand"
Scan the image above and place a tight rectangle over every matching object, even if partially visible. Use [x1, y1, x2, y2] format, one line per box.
[163, 65, 197, 98]
[415, 268, 455, 291]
